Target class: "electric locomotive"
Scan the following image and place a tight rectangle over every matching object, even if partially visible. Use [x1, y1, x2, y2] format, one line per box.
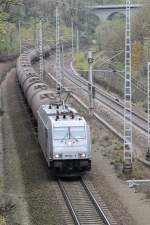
[38, 103, 91, 174]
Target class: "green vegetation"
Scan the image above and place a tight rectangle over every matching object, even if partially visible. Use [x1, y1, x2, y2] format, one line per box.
[0, 0, 147, 61]
[0, 21, 18, 55]
[111, 141, 123, 170]
[96, 19, 124, 59]
[74, 52, 89, 77]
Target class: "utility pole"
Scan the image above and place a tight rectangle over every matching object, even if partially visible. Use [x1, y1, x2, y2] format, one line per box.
[72, 21, 74, 59]
[18, 20, 22, 55]
[71, 8, 75, 59]
[39, 19, 44, 81]
[86, 1, 90, 49]
[88, 51, 95, 115]
[56, 3, 62, 93]
[146, 63, 150, 161]
[76, 28, 79, 53]
[123, 0, 133, 172]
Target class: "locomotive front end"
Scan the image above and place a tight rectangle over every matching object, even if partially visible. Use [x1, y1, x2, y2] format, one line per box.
[52, 117, 91, 173]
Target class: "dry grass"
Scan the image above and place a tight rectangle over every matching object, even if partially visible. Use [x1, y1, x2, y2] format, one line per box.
[0, 177, 3, 191]
[0, 194, 15, 216]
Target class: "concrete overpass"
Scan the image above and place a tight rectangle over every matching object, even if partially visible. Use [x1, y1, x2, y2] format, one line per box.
[90, 4, 142, 22]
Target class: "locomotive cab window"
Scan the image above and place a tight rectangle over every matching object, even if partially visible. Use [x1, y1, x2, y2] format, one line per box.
[53, 127, 86, 140]
[53, 127, 69, 140]
[70, 127, 85, 139]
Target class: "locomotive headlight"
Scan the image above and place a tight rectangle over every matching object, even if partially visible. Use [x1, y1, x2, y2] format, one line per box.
[54, 153, 62, 159]
[79, 153, 86, 158]
[68, 140, 73, 146]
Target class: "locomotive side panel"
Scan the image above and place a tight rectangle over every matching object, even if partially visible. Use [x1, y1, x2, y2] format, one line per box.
[38, 107, 53, 167]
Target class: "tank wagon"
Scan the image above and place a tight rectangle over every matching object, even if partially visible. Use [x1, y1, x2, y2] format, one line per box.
[16, 49, 91, 175]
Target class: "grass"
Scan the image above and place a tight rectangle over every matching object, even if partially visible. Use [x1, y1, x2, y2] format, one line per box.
[110, 141, 124, 173]
[0, 109, 4, 117]
[0, 177, 4, 191]
[0, 215, 6, 225]
[111, 142, 123, 164]
[74, 52, 89, 77]
[136, 100, 147, 111]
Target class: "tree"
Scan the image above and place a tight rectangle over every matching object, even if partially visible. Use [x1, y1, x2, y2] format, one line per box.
[96, 19, 125, 61]
[132, 41, 145, 76]
[0, 0, 23, 13]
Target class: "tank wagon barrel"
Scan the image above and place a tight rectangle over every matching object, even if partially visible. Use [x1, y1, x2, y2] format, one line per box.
[16, 48, 91, 176]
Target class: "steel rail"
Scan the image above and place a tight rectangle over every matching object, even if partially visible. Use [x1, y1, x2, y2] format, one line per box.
[57, 178, 81, 225]
[65, 65, 147, 122]
[46, 68, 147, 140]
[58, 177, 117, 225]
[62, 67, 148, 134]
[81, 178, 117, 225]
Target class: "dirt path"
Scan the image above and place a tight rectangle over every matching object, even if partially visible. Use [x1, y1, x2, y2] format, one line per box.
[0, 61, 16, 85]
[2, 69, 31, 225]
[0, 61, 16, 225]
[1, 69, 66, 225]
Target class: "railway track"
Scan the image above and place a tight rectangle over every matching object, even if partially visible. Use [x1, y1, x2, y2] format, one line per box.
[57, 177, 118, 225]
[62, 66, 148, 135]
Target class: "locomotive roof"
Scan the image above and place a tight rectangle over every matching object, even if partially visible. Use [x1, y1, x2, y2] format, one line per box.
[39, 104, 86, 126]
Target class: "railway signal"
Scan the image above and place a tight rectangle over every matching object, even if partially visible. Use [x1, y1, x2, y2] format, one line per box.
[123, 0, 133, 172]
[88, 51, 95, 115]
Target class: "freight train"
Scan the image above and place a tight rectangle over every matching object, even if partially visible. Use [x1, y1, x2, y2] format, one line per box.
[16, 49, 91, 175]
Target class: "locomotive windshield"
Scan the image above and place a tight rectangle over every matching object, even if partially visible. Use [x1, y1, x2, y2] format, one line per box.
[53, 127, 69, 140]
[53, 127, 85, 140]
[70, 127, 85, 139]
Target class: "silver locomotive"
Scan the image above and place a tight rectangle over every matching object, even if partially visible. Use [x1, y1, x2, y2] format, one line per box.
[38, 104, 91, 173]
